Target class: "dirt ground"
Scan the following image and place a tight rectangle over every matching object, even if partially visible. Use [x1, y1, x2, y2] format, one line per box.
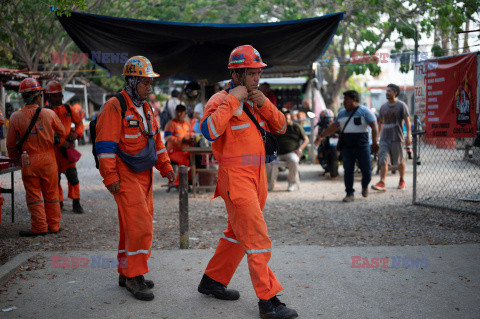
[1, 144, 479, 266]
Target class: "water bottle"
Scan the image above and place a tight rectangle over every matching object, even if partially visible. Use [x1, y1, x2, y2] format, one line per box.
[406, 145, 413, 159]
[21, 151, 30, 167]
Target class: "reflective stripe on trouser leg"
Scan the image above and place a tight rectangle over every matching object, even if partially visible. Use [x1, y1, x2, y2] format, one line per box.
[205, 167, 282, 300]
[114, 161, 153, 278]
[204, 220, 245, 286]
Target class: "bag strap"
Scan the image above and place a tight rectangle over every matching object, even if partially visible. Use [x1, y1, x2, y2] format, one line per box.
[243, 103, 266, 140]
[114, 92, 128, 118]
[64, 103, 72, 115]
[339, 106, 359, 136]
[16, 106, 42, 153]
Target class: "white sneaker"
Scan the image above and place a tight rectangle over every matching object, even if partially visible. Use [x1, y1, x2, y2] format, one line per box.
[287, 184, 296, 192]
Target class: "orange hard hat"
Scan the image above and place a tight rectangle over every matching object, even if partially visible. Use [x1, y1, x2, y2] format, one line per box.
[122, 56, 160, 77]
[228, 45, 267, 69]
[19, 78, 43, 93]
[45, 81, 63, 94]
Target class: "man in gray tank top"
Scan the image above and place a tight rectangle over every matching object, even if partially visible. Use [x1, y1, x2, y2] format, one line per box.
[372, 83, 411, 191]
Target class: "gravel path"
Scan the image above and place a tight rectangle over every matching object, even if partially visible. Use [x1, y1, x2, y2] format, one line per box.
[1, 144, 479, 266]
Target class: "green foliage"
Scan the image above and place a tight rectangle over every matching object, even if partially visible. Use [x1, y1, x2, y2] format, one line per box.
[431, 45, 444, 58]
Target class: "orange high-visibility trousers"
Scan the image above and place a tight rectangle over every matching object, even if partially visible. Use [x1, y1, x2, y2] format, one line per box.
[204, 165, 283, 300]
[168, 150, 190, 186]
[55, 147, 80, 202]
[114, 159, 154, 278]
[22, 151, 61, 233]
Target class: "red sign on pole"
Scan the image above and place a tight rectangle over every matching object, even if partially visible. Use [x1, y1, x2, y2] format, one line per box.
[425, 53, 477, 138]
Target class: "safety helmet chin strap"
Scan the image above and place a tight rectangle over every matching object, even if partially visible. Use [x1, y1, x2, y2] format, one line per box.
[234, 68, 248, 87]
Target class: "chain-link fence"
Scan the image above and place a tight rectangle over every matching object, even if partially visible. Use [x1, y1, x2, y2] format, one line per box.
[413, 116, 480, 214]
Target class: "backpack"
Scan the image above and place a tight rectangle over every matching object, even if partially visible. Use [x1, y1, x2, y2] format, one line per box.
[160, 99, 172, 130]
[91, 93, 127, 169]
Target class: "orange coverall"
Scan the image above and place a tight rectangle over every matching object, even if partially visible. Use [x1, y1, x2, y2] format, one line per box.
[164, 118, 193, 186]
[7, 104, 66, 233]
[95, 90, 173, 278]
[200, 91, 287, 300]
[50, 104, 84, 202]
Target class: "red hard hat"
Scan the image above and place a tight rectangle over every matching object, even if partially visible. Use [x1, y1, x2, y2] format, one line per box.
[45, 81, 63, 94]
[19, 78, 43, 93]
[228, 45, 267, 69]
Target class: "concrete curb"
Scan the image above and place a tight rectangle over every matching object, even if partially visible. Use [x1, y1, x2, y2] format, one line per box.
[0, 252, 37, 286]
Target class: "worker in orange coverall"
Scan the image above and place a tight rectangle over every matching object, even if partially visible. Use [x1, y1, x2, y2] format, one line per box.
[45, 81, 85, 214]
[95, 56, 175, 301]
[197, 45, 298, 319]
[7, 78, 65, 237]
[164, 104, 193, 186]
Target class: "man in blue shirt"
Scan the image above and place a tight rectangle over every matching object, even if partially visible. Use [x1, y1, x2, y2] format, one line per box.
[315, 90, 379, 202]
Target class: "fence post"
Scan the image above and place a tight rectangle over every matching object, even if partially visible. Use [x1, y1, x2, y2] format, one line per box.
[179, 166, 189, 249]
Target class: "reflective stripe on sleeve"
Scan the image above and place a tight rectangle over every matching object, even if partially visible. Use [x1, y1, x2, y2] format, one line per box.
[231, 123, 251, 130]
[259, 122, 265, 127]
[245, 248, 272, 254]
[98, 153, 116, 159]
[207, 116, 220, 138]
[275, 123, 286, 133]
[222, 233, 240, 244]
[156, 148, 166, 155]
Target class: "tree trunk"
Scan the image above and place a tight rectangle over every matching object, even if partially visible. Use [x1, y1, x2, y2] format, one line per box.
[463, 18, 469, 53]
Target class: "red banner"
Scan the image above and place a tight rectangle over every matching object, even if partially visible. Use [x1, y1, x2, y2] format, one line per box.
[425, 53, 477, 138]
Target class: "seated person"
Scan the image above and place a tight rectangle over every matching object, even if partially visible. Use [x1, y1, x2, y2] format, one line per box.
[164, 104, 193, 186]
[267, 109, 309, 192]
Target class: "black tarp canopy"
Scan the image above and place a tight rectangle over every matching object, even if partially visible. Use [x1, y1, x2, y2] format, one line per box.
[58, 11, 343, 82]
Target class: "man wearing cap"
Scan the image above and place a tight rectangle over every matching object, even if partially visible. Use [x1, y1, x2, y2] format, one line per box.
[95, 56, 175, 301]
[267, 109, 309, 192]
[45, 81, 85, 214]
[7, 78, 66, 236]
[198, 45, 298, 319]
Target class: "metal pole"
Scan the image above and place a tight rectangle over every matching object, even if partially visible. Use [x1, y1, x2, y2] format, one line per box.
[83, 84, 89, 119]
[412, 114, 418, 204]
[179, 166, 189, 249]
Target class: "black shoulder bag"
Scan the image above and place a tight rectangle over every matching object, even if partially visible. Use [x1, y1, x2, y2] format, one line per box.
[16, 106, 43, 154]
[336, 107, 358, 152]
[243, 104, 279, 164]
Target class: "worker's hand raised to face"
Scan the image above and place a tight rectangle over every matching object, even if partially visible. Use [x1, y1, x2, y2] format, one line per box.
[229, 86, 248, 102]
[106, 180, 120, 194]
[248, 90, 266, 107]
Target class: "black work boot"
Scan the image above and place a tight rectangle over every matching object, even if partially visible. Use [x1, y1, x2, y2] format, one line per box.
[125, 275, 154, 301]
[119, 275, 154, 289]
[72, 199, 84, 214]
[198, 274, 240, 300]
[258, 296, 298, 319]
[19, 230, 47, 237]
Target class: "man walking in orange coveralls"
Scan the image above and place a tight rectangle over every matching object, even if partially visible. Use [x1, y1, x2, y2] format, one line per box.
[7, 78, 66, 237]
[95, 56, 175, 301]
[197, 45, 298, 319]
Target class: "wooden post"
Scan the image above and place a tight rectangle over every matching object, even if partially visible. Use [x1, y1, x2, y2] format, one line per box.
[179, 165, 189, 249]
